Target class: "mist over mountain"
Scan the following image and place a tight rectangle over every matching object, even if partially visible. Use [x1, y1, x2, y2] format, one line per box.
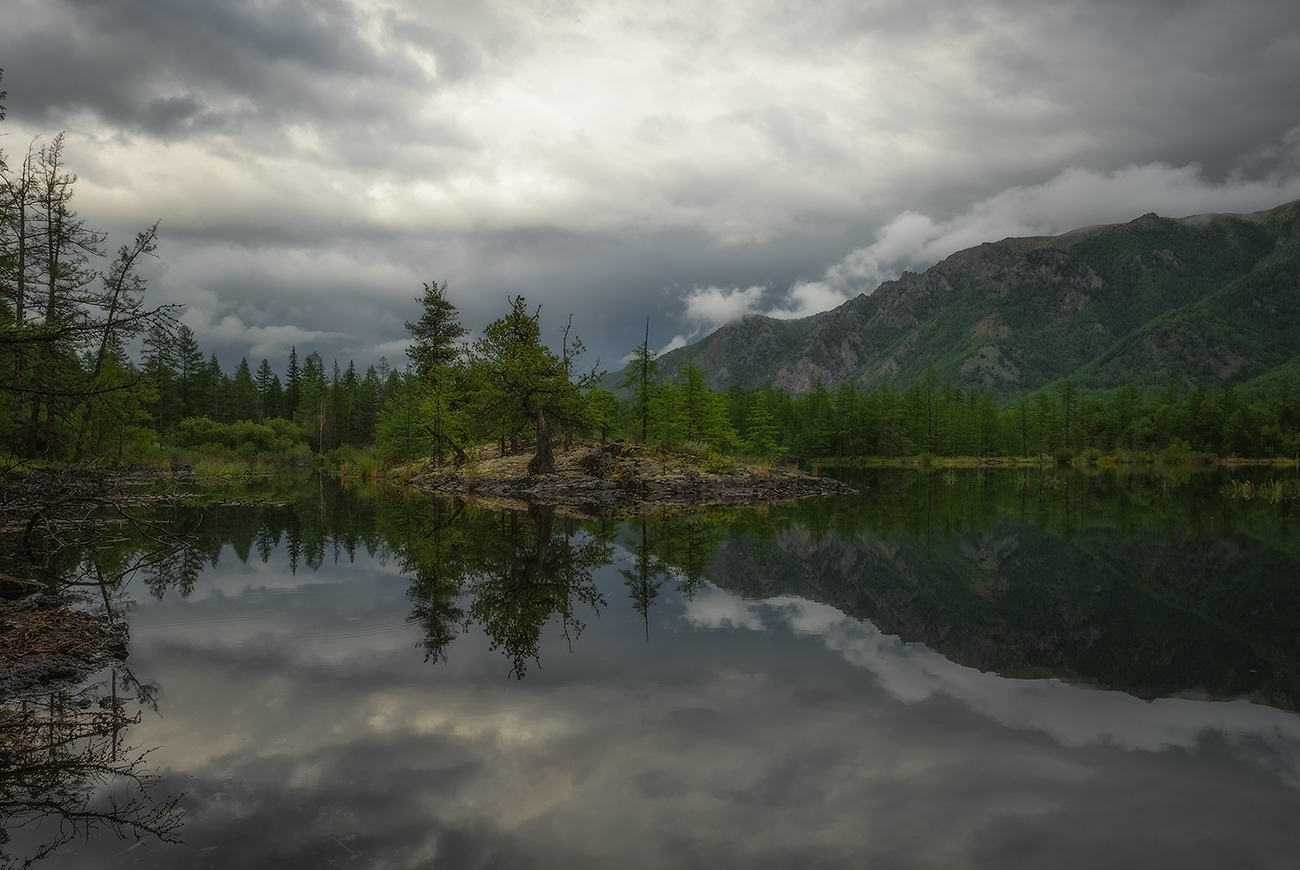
[621, 200, 1300, 399]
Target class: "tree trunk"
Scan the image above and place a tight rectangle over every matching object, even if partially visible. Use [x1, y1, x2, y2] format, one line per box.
[529, 503, 555, 568]
[528, 407, 555, 475]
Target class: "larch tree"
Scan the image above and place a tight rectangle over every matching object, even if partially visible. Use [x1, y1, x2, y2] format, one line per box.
[470, 296, 580, 475]
[404, 280, 469, 464]
[621, 318, 659, 444]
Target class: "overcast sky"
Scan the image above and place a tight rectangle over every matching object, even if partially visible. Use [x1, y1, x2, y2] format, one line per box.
[3, 0, 1300, 372]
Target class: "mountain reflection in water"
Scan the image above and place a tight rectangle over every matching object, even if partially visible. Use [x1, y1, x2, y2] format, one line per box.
[3, 467, 1299, 868]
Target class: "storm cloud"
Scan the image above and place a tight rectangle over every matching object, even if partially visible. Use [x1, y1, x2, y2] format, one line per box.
[3, 0, 1299, 371]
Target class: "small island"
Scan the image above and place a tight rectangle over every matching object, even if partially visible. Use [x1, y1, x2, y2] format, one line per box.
[409, 440, 856, 513]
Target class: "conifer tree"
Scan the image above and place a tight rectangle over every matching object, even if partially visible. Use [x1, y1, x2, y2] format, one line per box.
[406, 281, 467, 381]
[173, 325, 206, 419]
[142, 323, 176, 433]
[622, 319, 658, 444]
[255, 358, 281, 419]
[284, 346, 302, 420]
[470, 296, 579, 475]
[296, 351, 328, 451]
[231, 357, 260, 422]
[743, 391, 779, 460]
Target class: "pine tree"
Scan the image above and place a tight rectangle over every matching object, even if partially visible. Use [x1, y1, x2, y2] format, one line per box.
[284, 346, 301, 420]
[743, 391, 779, 460]
[296, 352, 328, 451]
[342, 360, 359, 444]
[406, 280, 467, 382]
[255, 358, 280, 419]
[173, 325, 206, 419]
[375, 356, 392, 406]
[470, 296, 577, 474]
[231, 357, 260, 422]
[207, 354, 224, 421]
[142, 323, 176, 433]
[621, 319, 659, 444]
[680, 363, 708, 443]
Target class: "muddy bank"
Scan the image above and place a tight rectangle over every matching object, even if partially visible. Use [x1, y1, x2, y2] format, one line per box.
[0, 595, 128, 697]
[0, 465, 194, 530]
[410, 442, 855, 512]
[0, 467, 166, 696]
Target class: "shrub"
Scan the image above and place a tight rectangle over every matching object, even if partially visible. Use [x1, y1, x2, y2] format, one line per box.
[679, 440, 711, 458]
[702, 453, 737, 475]
[1159, 439, 1193, 465]
[172, 416, 308, 453]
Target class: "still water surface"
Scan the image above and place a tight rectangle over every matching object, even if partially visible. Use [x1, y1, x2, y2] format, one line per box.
[7, 468, 1300, 868]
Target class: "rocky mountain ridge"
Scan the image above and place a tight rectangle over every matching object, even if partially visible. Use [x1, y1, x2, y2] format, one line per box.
[636, 200, 1300, 398]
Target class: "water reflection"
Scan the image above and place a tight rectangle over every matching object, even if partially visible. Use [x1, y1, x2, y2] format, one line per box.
[31, 467, 1300, 705]
[4, 467, 1300, 866]
[0, 473, 190, 867]
[686, 589, 1300, 787]
[406, 502, 609, 676]
[0, 676, 182, 868]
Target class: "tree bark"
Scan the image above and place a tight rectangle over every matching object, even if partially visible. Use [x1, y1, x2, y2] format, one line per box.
[528, 407, 555, 475]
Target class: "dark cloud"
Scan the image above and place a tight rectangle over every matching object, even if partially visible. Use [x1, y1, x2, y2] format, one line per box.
[2, 0, 1299, 371]
[3, 0, 436, 141]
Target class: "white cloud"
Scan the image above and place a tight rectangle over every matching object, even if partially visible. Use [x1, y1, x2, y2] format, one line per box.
[772, 148, 1300, 318]
[653, 334, 690, 357]
[764, 280, 852, 320]
[670, 278, 854, 337]
[655, 284, 769, 351]
[682, 284, 768, 327]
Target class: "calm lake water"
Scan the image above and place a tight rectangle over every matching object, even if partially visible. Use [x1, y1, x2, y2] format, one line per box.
[6, 467, 1300, 868]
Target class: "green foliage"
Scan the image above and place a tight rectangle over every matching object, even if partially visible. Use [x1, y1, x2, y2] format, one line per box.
[468, 296, 584, 474]
[583, 389, 620, 442]
[405, 280, 467, 382]
[702, 452, 738, 475]
[172, 416, 307, 453]
[375, 375, 432, 463]
[743, 391, 780, 460]
[5, 153, 1297, 471]
[0, 121, 174, 462]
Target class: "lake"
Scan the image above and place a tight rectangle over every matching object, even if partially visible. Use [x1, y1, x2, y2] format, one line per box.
[5, 466, 1300, 868]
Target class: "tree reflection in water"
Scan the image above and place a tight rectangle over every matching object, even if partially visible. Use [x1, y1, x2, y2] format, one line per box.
[622, 511, 730, 640]
[0, 471, 191, 867]
[398, 493, 737, 672]
[407, 501, 609, 676]
[0, 674, 182, 869]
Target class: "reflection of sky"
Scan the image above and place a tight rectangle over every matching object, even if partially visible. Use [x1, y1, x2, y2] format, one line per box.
[686, 588, 1300, 786]
[27, 542, 1300, 869]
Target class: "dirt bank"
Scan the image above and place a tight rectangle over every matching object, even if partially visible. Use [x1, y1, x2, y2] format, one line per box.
[409, 442, 855, 512]
[0, 595, 128, 697]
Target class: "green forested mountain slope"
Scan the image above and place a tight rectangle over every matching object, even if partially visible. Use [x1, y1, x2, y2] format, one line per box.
[645, 200, 1300, 398]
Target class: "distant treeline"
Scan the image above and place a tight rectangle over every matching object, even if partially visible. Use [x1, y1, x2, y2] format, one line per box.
[5, 273, 1300, 466]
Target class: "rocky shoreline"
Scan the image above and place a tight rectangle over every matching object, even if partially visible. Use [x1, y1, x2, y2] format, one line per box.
[409, 442, 856, 512]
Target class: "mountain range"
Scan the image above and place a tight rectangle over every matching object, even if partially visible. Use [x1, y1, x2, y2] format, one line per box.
[628, 200, 1300, 399]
